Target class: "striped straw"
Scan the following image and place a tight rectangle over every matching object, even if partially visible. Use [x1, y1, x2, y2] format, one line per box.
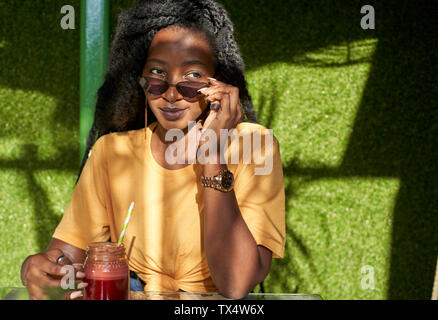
[117, 201, 135, 246]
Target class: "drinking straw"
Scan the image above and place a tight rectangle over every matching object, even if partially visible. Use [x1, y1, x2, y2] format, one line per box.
[117, 201, 135, 246]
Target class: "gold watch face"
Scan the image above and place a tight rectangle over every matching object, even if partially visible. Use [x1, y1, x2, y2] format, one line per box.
[221, 171, 234, 190]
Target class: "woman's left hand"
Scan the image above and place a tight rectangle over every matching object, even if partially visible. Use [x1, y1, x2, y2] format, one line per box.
[198, 78, 243, 153]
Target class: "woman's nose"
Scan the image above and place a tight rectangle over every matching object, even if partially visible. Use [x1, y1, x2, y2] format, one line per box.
[162, 84, 182, 103]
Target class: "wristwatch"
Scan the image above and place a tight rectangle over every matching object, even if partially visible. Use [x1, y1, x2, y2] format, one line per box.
[201, 168, 234, 192]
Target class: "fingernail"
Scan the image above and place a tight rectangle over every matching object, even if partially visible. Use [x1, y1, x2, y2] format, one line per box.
[76, 271, 85, 278]
[70, 291, 83, 300]
[77, 282, 88, 289]
[72, 263, 83, 271]
[207, 77, 217, 81]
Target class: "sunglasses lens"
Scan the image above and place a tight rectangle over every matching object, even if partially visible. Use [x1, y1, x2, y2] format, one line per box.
[141, 77, 208, 99]
[177, 82, 208, 98]
[145, 77, 168, 95]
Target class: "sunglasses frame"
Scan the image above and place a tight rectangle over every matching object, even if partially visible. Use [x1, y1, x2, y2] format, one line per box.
[139, 76, 210, 99]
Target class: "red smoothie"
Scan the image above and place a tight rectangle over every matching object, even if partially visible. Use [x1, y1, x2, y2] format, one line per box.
[83, 242, 129, 300]
[84, 262, 129, 300]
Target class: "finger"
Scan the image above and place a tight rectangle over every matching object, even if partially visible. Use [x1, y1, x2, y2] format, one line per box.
[197, 86, 209, 95]
[202, 109, 218, 131]
[223, 93, 231, 121]
[198, 102, 211, 121]
[200, 85, 232, 97]
[194, 120, 203, 144]
[208, 77, 225, 86]
[206, 92, 231, 118]
[77, 281, 88, 289]
[44, 248, 65, 263]
[204, 92, 225, 104]
[26, 264, 60, 288]
[42, 249, 72, 276]
[72, 263, 84, 272]
[36, 270, 63, 288]
[37, 259, 67, 277]
[199, 86, 231, 113]
[228, 87, 240, 122]
[204, 95, 222, 112]
[201, 76, 229, 93]
[69, 290, 84, 300]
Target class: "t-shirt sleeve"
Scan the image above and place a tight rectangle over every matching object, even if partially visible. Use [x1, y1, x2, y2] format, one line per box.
[233, 129, 286, 258]
[52, 136, 111, 250]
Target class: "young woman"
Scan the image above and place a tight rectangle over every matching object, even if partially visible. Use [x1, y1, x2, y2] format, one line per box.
[20, 0, 285, 300]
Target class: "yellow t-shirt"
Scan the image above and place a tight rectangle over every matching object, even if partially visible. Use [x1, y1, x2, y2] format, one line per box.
[53, 121, 285, 292]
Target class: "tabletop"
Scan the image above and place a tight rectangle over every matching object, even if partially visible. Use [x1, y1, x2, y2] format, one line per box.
[0, 287, 322, 300]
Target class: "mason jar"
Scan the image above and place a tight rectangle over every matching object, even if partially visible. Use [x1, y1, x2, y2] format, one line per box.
[83, 242, 129, 300]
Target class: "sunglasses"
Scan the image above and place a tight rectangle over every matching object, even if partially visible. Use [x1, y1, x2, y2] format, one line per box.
[139, 76, 210, 99]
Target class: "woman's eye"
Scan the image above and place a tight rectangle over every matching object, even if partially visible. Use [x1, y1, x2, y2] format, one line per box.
[150, 68, 165, 76]
[186, 71, 202, 79]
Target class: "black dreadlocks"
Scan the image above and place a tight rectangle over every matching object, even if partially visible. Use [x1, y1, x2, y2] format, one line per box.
[77, 0, 258, 184]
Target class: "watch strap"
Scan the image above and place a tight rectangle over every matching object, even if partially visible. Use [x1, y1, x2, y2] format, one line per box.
[201, 168, 233, 192]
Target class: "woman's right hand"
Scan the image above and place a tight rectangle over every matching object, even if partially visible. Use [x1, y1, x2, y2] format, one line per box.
[21, 246, 86, 300]
[21, 248, 68, 299]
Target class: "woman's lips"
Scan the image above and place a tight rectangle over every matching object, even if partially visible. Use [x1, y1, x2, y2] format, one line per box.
[159, 107, 188, 121]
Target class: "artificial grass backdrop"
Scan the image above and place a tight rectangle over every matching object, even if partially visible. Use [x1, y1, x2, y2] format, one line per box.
[0, 1, 436, 299]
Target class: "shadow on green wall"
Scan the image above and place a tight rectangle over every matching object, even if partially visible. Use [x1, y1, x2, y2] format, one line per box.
[340, 2, 438, 299]
[0, 0, 81, 249]
[221, 0, 438, 299]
